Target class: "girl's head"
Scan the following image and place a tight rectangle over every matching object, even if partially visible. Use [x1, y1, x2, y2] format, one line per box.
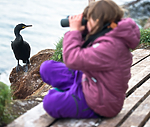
[84, 0, 124, 36]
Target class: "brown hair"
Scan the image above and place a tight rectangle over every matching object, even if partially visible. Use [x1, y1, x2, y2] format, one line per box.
[83, 2, 96, 19]
[84, 0, 124, 39]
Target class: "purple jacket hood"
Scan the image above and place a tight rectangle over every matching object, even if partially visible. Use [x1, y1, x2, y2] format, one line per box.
[104, 18, 140, 49]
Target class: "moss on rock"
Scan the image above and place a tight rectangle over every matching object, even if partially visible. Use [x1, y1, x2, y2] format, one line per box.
[0, 81, 11, 126]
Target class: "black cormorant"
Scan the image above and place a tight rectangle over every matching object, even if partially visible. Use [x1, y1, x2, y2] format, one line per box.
[11, 23, 32, 72]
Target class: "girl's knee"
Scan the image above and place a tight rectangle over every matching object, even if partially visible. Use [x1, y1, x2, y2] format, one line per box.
[43, 97, 51, 114]
[43, 94, 58, 118]
[40, 60, 48, 75]
[40, 60, 54, 84]
[40, 60, 53, 75]
[40, 60, 64, 78]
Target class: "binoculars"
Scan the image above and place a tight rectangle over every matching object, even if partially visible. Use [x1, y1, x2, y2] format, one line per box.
[60, 17, 87, 27]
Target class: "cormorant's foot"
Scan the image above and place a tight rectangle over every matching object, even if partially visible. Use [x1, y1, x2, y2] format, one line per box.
[24, 65, 28, 72]
[16, 64, 23, 72]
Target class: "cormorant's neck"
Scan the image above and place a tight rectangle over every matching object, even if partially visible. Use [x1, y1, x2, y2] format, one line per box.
[14, 30, 21, 37]
[14, 28, 23, 43]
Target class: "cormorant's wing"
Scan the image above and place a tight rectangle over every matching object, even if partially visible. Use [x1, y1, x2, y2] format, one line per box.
[24, 41, 31, 56]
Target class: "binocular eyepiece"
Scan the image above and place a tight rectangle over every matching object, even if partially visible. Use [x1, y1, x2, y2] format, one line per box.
[60, 16, 87, 27]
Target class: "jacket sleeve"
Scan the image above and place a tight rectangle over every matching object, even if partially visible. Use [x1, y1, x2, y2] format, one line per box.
[63, 30, 117, 71]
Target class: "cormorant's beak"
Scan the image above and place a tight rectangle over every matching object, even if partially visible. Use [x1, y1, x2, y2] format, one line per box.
[22, 25, 32, 29]
[25, 25, 32, 28]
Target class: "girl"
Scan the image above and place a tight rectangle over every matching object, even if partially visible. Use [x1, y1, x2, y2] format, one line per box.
[40, 0, 140, 118]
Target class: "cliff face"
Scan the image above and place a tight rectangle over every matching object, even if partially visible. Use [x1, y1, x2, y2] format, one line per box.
[9, 49, 54, 99]
[123, 0, 150, 28]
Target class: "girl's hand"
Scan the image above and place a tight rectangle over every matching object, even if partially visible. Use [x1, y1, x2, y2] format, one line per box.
[69, 14, 85, 32]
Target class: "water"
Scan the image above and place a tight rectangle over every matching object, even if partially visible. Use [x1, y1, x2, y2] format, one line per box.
[0, 0, 135, 86]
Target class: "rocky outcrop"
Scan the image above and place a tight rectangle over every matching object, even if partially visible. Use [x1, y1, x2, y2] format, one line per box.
[9, 49, 54, 99]
[6, 49, 54, 125]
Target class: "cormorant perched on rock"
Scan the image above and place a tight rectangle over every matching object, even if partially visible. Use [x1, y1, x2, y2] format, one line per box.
[11, 23, 32, 72]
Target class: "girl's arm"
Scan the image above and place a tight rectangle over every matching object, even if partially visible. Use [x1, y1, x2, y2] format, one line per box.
[63, 31, 117, 71]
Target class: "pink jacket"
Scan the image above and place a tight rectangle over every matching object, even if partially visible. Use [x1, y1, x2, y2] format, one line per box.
[63, 18, 140, 117]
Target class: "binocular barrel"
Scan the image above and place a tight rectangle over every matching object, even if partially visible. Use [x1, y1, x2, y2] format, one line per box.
[60, 17, 87, 27]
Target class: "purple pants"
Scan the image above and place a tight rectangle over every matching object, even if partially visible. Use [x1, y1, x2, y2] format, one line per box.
[40, 60, 98, 118]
